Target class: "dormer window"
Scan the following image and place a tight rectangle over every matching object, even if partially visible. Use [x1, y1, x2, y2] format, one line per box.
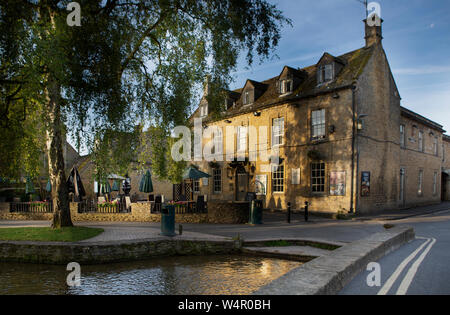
[243, 91, 251, 105]
[279, 79, 293, 95]
[317, 64, 333, 84]
[200, 103, 208, 117]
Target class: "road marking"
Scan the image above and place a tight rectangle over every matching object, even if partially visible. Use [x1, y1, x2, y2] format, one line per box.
[377, 237, 431, 295]
[396, 237, 436, 295]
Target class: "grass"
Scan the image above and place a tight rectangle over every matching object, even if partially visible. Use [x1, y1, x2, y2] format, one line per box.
[383, 224, 396, 230]
[0, 226, 104, 242]
[264, 240, 292, 247]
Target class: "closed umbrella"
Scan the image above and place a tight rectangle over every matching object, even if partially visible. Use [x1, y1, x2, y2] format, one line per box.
[45, 178, 52, 193]
[111, 180, 120, 192]
[67, 167, 86, 201]
[139, 170, 153, 200]
[25, 176, 35, 200]
[98, 179, 112, 195]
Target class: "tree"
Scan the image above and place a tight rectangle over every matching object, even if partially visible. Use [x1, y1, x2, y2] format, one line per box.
[0, 0, 291, 228]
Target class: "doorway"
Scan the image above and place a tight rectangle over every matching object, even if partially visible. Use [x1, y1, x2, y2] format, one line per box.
[442, 172, 448, 201]
[399, 168, 406, 207]
[236, 173, 249, 201]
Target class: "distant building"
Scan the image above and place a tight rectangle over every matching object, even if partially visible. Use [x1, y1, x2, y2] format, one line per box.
[191, 19, 448, 214]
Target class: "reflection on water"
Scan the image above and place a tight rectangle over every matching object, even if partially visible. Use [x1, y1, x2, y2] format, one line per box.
[0, 255, 300, 295]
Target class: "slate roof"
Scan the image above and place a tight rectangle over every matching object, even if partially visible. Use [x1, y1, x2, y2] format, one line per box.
[200, 45, 375, 120]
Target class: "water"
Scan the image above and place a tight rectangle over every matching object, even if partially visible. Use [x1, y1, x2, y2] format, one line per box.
[0, 255, 300, 295]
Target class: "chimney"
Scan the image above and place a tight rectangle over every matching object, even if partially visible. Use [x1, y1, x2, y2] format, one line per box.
[364, 17, 383, 47]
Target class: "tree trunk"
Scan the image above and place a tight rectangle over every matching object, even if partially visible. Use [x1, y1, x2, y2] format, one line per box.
[45, 77, 73, 229]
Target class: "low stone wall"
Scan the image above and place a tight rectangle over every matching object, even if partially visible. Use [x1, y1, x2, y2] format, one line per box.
[0, 202, 53, 221]
[0, 201, 249, 224]
[207, 201, 250, 224]
[0, 238, 241, 265]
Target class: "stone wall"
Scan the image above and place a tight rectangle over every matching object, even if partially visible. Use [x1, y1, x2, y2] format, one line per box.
[0, 238, 241, 265]
[0, 202, 53, 221]
[207, 201, 249, 224]
[0, 201, 249, 224]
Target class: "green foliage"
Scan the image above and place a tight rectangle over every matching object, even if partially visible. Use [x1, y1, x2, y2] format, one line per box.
[0, 0, 290, 187]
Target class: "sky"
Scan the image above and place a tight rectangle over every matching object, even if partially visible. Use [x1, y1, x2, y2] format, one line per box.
[229, 0, 450, 133]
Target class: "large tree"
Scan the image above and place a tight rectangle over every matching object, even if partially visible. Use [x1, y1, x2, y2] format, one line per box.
[0, 0, 290, 228]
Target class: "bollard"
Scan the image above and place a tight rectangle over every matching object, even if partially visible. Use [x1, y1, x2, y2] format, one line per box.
[287, 202, 291, 223]
[304, 201, 309, 222]
[179, 224, 183, 236]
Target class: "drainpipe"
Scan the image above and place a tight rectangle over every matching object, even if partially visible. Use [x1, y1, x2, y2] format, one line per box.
[350, 84, 358, 214]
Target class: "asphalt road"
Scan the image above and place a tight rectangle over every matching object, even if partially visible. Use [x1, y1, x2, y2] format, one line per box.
[340, 209, 450, 295]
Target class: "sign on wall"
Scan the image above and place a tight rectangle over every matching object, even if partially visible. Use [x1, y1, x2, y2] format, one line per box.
[292, 169, 301, 185]
[330, 171, 346, 196]
[255, 175, 267, 195]
[361, 171, 371, 197]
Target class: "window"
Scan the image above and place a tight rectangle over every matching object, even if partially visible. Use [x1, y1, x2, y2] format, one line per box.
[237, 126, 247, 153]
[279, 79, 293, 94]
[418, 170, 423, 196]
[212, 127, 223, 156]
[400, 125, 405, 148]
[272, 163, 284, 193]
[213, 169, 222, 193]
[317, 64, 333, 84]
[194, 179, 200, 193]
[243, 91, 251, 105]
[272, 118, 284, 147]
[433, 137, 438, 156]
[418, 131, 424, 152]
[311, 162, 326, 193]
[433, 172, 438, 195]
[200, 104, 208, 117]
[311, 109, 326, 140]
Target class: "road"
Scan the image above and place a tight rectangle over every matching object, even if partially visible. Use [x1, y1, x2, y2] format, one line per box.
[340, 209, 450, 295]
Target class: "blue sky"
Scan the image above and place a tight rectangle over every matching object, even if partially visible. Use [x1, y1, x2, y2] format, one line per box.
[230, 0, 450, 133]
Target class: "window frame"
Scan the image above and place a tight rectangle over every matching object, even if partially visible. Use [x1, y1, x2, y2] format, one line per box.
[311, 162, 326, 194]
[213, 168, 222, 194]
[400, 124, 406, 148]
[237, 126, 248, 153]
[418, 169, 424, 196]
[279, 79, 293, 94]
[418, 131, 424, 152]
[311, 109, 326, 140]
[271, 163, 285, 193]
[272, 117, 285, 147]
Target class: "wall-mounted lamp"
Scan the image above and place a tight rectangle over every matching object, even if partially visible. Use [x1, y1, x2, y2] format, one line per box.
[332, 92, 340, 99]
[253, 112, 261, 117]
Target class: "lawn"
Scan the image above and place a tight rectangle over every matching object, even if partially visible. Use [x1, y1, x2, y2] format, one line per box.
[0, 226, 104, 242]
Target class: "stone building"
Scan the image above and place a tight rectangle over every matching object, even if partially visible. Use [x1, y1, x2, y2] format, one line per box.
[443, 135, 450, 201]
[190, 19, 449, 215]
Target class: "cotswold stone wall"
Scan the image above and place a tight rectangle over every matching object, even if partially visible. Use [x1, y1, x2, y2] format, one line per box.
[207, 201, 250, 224]
[0, 239, 241, 264]
[0, 201, 249, 224]
[0, 203, 53, 221]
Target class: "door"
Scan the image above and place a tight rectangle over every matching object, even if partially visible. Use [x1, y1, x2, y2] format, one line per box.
[237, 173, 249, 201]
[442, 173, 448, 201]
[399, 168, 406, 207]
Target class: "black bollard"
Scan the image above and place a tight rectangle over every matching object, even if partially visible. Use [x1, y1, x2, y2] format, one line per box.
[304, 201, 309, 222]
[287, 202, 291, 224]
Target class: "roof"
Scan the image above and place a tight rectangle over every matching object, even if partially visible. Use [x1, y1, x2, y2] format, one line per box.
[200, 46, 375, 121]
[444, 135, 450, 142]
[400, 106, 445, 133]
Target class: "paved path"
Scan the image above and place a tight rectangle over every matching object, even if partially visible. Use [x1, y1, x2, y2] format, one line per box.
[340, 209, 450, 295]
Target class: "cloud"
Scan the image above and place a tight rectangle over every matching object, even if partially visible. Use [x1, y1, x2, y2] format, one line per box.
[394, 66, 450, 76]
